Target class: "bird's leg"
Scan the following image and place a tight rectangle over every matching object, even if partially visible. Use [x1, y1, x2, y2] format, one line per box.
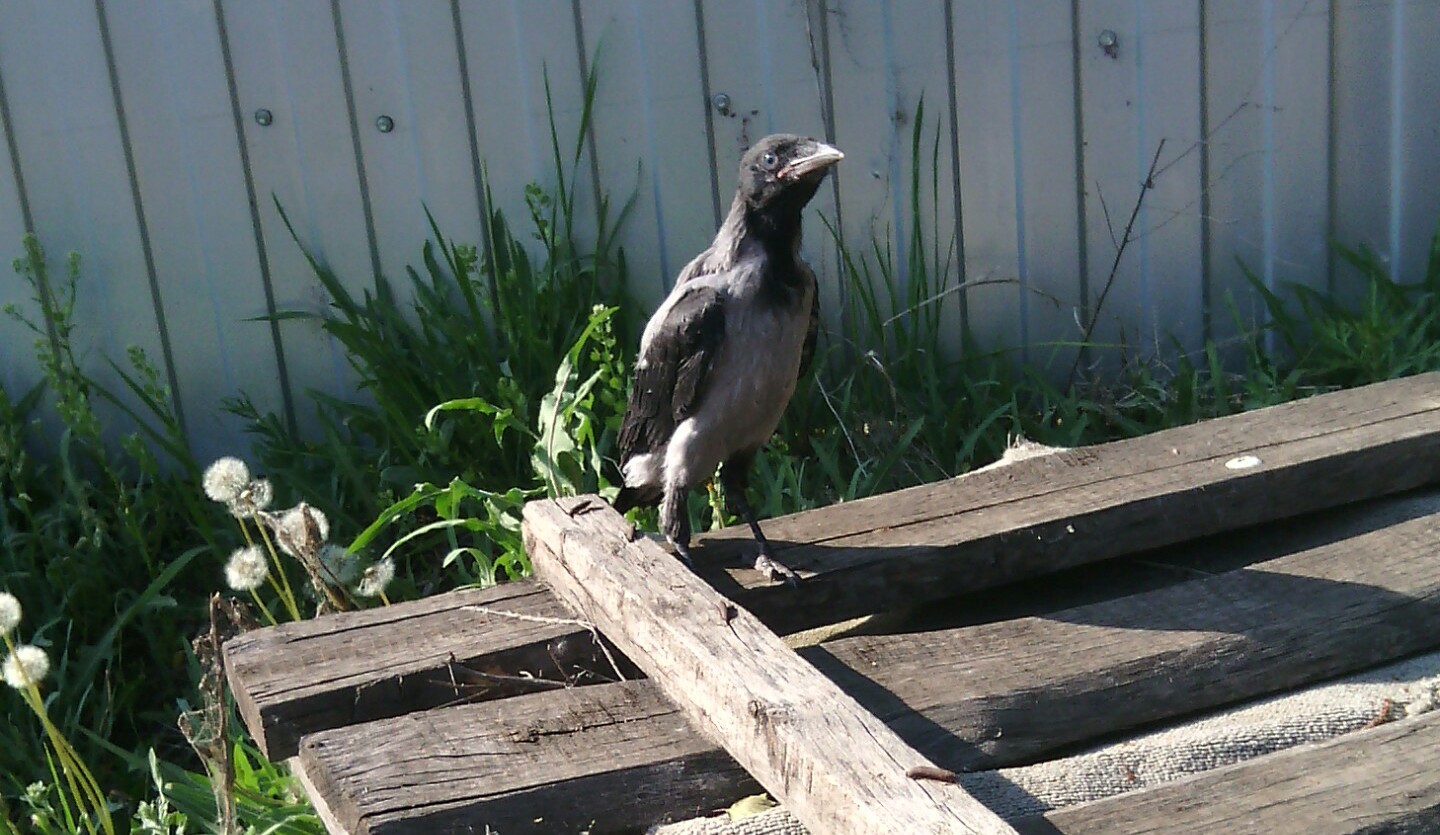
[660, 485, 694, 568]
[722, 456, 800, 587]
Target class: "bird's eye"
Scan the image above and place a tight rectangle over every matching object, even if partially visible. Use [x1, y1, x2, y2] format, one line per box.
[761, 152, 779, 170]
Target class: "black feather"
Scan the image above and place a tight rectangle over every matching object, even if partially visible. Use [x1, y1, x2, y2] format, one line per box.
[616, 284, 727, 465]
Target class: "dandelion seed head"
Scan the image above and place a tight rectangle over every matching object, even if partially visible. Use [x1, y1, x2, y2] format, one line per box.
[357, 557, 396, 598]
[0, 592, 20, 635]
[3, 645, 50, 689]
[275, 504, 329, 556]
[319, 544, 360, 586]
[224, 545, 270, 592]
[228, 478, 274, 518]
[202, 457, 251, 503]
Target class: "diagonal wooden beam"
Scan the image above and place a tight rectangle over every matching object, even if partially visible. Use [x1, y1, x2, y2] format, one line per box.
[524, 496, 1020, 835]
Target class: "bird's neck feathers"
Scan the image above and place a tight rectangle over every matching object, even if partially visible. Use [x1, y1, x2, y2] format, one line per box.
[714, 189, 810, 279]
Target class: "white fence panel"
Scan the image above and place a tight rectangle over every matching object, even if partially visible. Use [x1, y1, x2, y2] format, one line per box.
[106, 0, 290, 464]
[0, 0, 1436, 456]
[0, 0, 171, 446]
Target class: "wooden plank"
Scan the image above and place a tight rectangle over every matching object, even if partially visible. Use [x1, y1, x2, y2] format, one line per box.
[253, 490, 1440, 832]
[1016, 710, 1440, 835]
[298, 680, 756, 834]
[697, 373, 1440, 633]
[810, 489, 1440, 770]
[222, 582, 629, 761]
[226, 376, 1440, 759]
[524, 496, 1018, 835]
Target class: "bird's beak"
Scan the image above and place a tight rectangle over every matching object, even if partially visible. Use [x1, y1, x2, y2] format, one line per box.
[779, 141, 844, 181]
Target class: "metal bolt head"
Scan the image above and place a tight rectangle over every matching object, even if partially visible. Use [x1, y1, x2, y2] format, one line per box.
[1098, 29, 1120, 58]
[254, 108, 273, 127]
[711, 93, 732, 116]
[375, 115, 394, 133]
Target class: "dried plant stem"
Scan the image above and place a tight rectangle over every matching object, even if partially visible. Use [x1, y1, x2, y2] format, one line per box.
[245, 517, 302, 620]
[1066, 139, 1168, 391]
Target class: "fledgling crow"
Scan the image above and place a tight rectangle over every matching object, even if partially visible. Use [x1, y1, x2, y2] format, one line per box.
[612, 134, 843, 583]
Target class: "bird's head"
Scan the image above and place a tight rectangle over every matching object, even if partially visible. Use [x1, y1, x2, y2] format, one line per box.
[737, 134, 844, 213]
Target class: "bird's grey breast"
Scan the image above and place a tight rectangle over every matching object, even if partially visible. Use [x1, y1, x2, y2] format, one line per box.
[696, 254, 815, 452]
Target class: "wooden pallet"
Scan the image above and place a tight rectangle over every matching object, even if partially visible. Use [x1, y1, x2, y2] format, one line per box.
[224, 373, 1440, 833]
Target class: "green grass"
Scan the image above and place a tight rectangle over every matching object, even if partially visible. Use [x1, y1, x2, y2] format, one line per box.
[3, 91, 1440, 831]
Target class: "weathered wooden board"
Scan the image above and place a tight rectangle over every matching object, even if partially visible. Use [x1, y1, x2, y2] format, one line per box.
[525, 496, 1018, 835]
[699, 373, 1440, 633]
[286, 490, 1440, 833]
[297, 680, 755, 835]
[225, 371, 1440, 761]
[223, 582, 628, 761]
[1015, 710, 1440, 834]
[812, 490, 1440, 769]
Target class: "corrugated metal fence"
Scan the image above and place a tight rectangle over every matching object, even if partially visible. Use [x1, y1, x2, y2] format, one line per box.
[1, 0, 1437, 461]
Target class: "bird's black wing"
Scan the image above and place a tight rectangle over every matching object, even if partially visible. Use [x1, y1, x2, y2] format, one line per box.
[617, 283, 727, 465]
[798, 289, 819, 380]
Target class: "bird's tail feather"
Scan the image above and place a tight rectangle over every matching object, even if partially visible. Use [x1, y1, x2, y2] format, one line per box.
[612, 485, 662, 513]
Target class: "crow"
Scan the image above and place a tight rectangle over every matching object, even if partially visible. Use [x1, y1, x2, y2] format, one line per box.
[612, 134, 843, 583]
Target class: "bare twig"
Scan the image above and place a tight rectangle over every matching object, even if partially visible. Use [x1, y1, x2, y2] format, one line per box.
[1097, 181, 1119, 252]
[1066, 139, 1168, 390]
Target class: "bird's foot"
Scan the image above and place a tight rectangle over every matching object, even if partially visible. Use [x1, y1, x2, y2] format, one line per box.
[754, 552, 800, 587]
[670, 539, 696, 568]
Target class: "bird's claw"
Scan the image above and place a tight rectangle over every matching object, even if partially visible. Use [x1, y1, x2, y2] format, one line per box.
[672, 540, 696, 568]
[754, 552, 800, 587]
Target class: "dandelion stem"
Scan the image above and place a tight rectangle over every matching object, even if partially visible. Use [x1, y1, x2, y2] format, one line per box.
[248, 517, 301, 620]
[379, 591, 392, 607]
[247, 589, 277, 626]
[5, 631, 113, 835]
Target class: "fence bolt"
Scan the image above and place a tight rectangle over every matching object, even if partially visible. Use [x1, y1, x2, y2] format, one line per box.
[254, 108, 273, 127]
[1098, 29, 1119, 59]
[711, 93, 732, 116]
[375, 115, 395, 133]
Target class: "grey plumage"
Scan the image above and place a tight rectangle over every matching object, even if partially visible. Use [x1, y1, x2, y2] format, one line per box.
[613, 134, 843, 581]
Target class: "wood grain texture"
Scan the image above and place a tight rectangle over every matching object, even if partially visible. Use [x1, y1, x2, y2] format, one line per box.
[810, 490, 1440, 770]
[298, 680, 755, 835]
[698, 373, 1440, 633]
[222, 581, 628, 761]
[271, 490, 1440, 833]
[1015, 710, 1440, 835]
[226, 375, 1440, 764]
[524, 496, 1018, 835]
